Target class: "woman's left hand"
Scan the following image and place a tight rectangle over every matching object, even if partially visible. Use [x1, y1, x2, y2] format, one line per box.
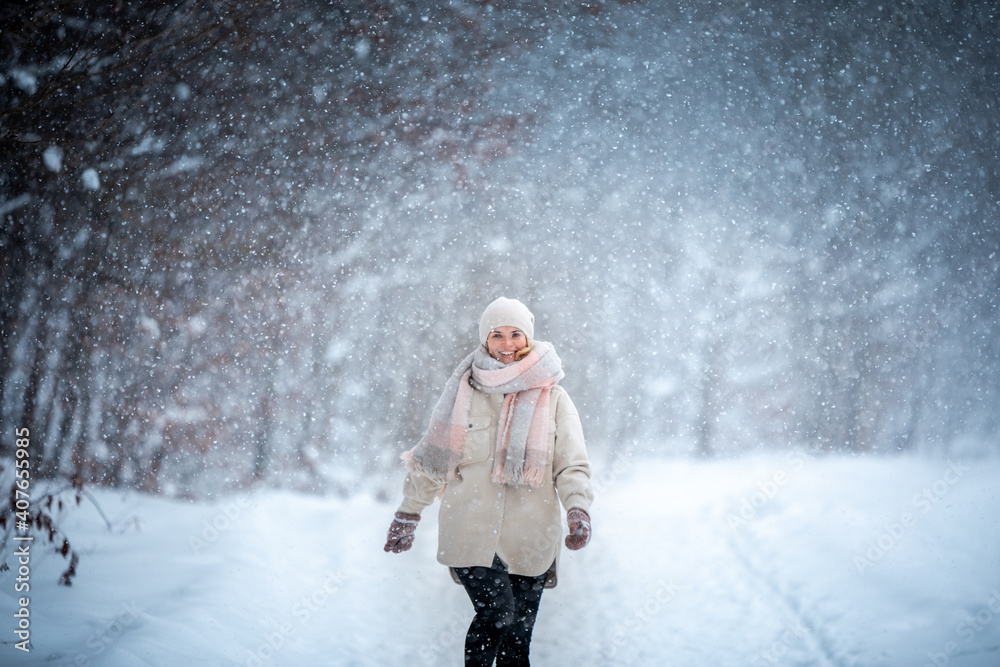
[565, 507, 592, 550]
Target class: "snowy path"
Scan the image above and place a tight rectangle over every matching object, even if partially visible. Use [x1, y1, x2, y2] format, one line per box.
[2, 453, 999, 666]
[544, 453, 856, 667]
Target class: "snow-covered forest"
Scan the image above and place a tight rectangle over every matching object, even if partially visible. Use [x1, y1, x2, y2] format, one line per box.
[1, 1, 999, 664]
[3, 0, 999, 493]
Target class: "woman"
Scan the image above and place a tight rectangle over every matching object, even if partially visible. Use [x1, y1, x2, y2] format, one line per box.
[384, 296, 594, 667]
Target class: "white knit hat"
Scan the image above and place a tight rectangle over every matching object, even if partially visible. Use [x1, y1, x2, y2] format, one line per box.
[479, 297, 535, 343]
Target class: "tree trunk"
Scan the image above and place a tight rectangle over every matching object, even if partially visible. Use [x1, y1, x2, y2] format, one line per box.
[696, 337, 720, 459]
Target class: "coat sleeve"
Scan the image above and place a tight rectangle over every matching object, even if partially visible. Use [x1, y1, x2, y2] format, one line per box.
[551, 387, 595, 513]
[397, 467, 446, 516]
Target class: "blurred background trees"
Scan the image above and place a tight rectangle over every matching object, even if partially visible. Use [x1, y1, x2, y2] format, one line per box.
[2, 0, 998, 498]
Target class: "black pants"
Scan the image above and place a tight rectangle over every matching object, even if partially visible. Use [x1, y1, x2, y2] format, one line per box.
[453, 555, 549, 667]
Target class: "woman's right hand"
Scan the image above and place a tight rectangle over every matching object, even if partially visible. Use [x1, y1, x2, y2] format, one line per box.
[384, 511, 421, 553]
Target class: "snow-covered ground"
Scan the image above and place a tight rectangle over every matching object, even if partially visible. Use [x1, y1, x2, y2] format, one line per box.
[2, 452, 999, 666]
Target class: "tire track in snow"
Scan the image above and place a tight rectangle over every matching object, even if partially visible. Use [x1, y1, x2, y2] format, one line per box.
[726, 527, 852, 667]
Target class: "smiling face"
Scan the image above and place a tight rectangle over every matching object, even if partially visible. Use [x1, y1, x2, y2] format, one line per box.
[486, 326, 527, 364]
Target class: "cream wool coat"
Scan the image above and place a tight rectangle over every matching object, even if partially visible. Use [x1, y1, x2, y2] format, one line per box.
[398, 384, 594, 577]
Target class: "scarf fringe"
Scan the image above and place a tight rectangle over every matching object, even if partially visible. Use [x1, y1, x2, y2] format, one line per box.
[493, 462, 547, 489]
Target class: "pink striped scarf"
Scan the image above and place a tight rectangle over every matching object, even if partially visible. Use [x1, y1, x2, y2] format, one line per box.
[402, 341, 565, 488]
